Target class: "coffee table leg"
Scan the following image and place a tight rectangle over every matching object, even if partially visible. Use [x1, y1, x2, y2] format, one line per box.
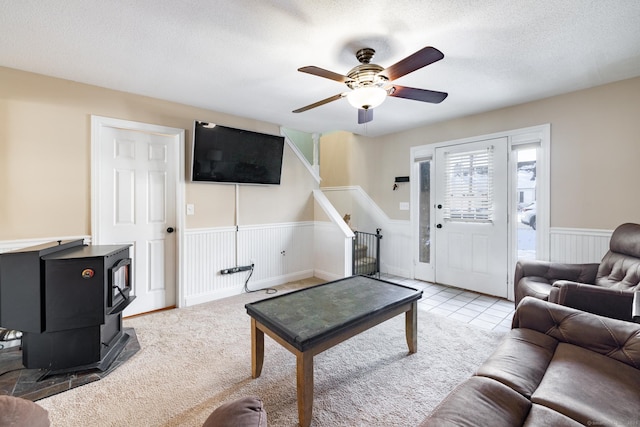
[405, 301, 418, 353]
[251, 318, 264, 378]
[296, 351, 313, 427]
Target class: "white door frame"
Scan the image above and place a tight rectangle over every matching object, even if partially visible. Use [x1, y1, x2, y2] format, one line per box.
[411, 124, 550, 301]
[90, 115, 186, 308]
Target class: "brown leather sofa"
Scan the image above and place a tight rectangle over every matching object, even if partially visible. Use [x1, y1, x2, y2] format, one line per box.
[0, 395, 267, 427]
[514, 222, 640, 321]
[0, 394, 50, 426]
[419, 297, 640, 426]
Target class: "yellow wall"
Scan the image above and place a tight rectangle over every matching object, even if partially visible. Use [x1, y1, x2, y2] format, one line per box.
[3, 65, 638, 241]
[319, 131, 379, 194]
[322, 76, 640, 230]
[0, 67, 317, 240]
[319, 131, 353, 188]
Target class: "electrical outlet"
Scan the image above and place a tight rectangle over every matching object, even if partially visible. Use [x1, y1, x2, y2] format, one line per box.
[220, 265, 253, 275]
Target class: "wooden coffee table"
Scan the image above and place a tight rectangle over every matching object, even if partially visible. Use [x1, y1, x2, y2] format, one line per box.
[245, 275, 423, 427]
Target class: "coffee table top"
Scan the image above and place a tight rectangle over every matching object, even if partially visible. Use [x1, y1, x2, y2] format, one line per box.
[245, 275, 422, 351]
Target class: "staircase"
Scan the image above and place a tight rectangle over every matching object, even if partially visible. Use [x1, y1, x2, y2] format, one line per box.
[352, 229, 382, 277]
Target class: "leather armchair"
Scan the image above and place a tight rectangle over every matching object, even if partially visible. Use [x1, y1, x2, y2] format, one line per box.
[514, 223, 640, 321]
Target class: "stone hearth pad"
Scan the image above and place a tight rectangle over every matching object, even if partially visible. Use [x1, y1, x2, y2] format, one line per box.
[0, 328, 139, 401]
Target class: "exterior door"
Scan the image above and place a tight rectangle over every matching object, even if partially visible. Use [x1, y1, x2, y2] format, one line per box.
[92, 117, 182, 316]
[434, 138, 509, 297]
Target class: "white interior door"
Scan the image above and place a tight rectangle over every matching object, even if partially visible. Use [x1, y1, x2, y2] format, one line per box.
[92, 117, 182, 316]
[434, 138, 508, 297]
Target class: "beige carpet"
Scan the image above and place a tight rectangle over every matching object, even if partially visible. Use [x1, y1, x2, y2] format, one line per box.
[37, 278, 505, 426]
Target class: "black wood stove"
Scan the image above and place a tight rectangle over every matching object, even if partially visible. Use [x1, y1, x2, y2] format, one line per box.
[0, 239, 135, 375]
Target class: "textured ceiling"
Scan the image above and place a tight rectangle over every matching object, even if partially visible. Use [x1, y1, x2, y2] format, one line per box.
[1, 1, 640, 137]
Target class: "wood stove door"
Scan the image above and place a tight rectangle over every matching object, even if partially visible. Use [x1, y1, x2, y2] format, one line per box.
[44, 257, 105, 331]
[94, 120, 181, 316]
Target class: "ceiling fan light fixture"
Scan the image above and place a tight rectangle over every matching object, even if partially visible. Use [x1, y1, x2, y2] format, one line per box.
[293, 46, 447, 122]
[346, 86, 387, 110]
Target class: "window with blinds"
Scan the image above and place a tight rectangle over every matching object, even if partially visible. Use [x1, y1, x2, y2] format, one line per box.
[443, 147, 493, 222]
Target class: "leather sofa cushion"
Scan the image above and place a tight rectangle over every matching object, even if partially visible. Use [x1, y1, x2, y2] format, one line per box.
[0, 395, 50, 427]
[608, 222, 640, 258]
[514, 262, 600, 306]
[476, 328, 558, 398]
[595, 251, 640, 290]
[593, 223, 640, 290]
[524, 404, 583, 427]
[516, 277, 552, 302]
[202, 397, 267, 427]
[513, 298, 640, 368]
[532, 343, 640, 426]
[419, 376, 531, 427]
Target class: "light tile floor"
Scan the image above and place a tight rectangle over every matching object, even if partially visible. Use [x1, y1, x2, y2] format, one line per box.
[380, 273, 515, 332]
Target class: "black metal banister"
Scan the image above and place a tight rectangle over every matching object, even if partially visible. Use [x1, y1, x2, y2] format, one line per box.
[352, 228, 382, 277]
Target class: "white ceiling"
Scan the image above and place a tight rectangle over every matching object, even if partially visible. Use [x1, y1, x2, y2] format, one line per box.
[2, 1, 640, 137]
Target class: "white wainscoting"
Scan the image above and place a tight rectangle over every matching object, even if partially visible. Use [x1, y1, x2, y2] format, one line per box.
[0, 226, 614, 308]
[182, 222, 314, 306]
[380, 220, 412, 278]
[549, 227, 612, 264]
[313, 221, 352, 281]
[312, 189, 354, 281]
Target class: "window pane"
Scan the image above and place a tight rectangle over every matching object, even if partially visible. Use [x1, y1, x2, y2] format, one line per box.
[516, 148, 537, 260]
[443, 148, 493, 223]
[419, 161, 431, 263]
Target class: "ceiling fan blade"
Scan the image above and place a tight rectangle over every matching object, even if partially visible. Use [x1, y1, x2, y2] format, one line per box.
[292, 93, 344, 113]
[298, 66, 351, 83]
[358, 108, 373, 124]
[389, 85, 448, 104]
[380, 46, 444, 81]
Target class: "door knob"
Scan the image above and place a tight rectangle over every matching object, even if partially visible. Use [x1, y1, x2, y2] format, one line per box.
[436, 224, 443, 229]
[166, 227, 175, 233]
[437, 204, 443, 209]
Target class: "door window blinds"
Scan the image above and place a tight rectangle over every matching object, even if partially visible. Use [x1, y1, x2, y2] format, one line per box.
[443, 147, 493, 223]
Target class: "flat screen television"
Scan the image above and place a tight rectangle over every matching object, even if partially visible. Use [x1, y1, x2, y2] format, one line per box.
[191, 121, 285, 185]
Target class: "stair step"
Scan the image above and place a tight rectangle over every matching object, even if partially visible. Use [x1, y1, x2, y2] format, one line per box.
[354, 257, 376, 266]
[354, 257, 377, 275]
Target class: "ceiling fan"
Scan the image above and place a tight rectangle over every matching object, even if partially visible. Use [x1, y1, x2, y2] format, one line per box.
[292, 46, 448, 124]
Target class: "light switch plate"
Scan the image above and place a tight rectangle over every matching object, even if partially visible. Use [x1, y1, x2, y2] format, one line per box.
[186, 204, 195, 215]
[399, 202, 410, 211]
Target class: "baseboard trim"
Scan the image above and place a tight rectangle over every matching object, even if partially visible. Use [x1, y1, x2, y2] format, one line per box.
[313, 269, 343, 282]
[182, 269, 315, 306]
